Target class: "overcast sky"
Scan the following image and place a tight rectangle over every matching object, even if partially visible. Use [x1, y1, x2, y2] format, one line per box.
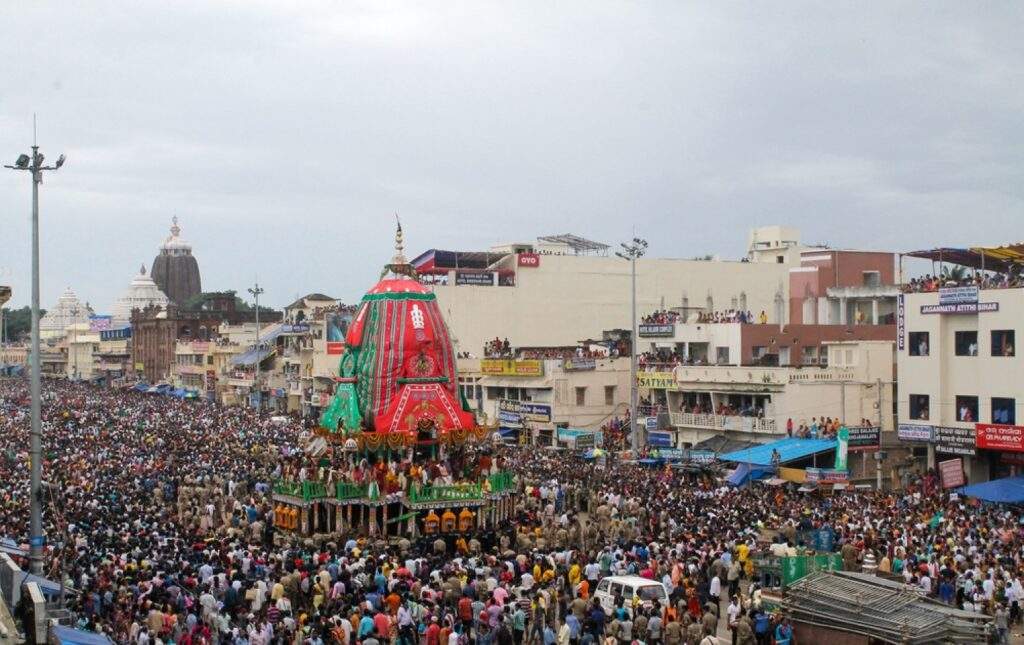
[1, 1, 1021, 310]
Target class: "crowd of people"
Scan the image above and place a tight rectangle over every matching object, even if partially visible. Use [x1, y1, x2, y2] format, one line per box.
[903, 271, 1023, 293]
[0, 379, 1019, 644]
[640, 311, 682, 326]
[695, 311, 766, 325]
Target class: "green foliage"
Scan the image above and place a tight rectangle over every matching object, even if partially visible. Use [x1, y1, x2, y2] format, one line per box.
[1, 306, 44, 341]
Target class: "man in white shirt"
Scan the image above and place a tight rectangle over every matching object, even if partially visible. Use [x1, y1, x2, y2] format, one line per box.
[709, 574, 722, 605]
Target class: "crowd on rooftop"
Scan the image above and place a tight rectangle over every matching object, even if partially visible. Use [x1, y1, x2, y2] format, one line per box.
[902, 271, 1023, 293]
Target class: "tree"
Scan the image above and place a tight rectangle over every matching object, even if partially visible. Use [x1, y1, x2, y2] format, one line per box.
[941, 265, 968, 283]
[1, 306, 45, 341]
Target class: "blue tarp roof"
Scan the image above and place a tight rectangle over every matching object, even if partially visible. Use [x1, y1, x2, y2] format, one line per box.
[720, 437, 837, 466]
[51, 625, 115, 645]
[958, 475, 1024, 504]
[132, 382, 150, 392]
[726, 462, 772, 486]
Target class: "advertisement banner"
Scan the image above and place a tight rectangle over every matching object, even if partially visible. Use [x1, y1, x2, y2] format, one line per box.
[976, 423, 1024, 452]
[834, 426, 849, 470]
[517, 253, 540, 268]
[689, 450, 716, 464]
[898, 423, 933, 442]
[938, 458, 965, 489]
[455, 272, 494, 286]
[806, 467, 849, 484]
[781, 554, 843, 587]
[654, 448, 685, 460]
[647, 431, 673, 448]
[645, 416, 658, 431]
[481, 359, 544, 377]
[638, 324, 675, 337]
[897, 294, 905, 351]
[88, 317, 112, 333]
[921, 302, 999, 315]
[939, 286, 979, 305]
[637, 371, 675, 389]
[847, 425, 881, 451]
[498, 399, 552, 423]
[934, 426, 977, 456]
[562, 357, 596, 371]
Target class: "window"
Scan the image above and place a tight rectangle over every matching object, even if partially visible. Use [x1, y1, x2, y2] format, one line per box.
[507, 388, 520, 401]
[908, 332, 929, 356]
[801, 346, 818, 365]
[604, 385, 615, 406]
[910, 394, 930, 420]
[596, 580, 610, 593]
[992, 330, 1015, 357]
[862, 271, 881, 287]
[487, 386, 505, 400]
[575, 387, 586, 406]
[955, 331, 978, 356]
[207, 355, 214, 365]
[715, 347, 730, 365]
[992, 398, 1016, 425]
[956, 395, 979, 423]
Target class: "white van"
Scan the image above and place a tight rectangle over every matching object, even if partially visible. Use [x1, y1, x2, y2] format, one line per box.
[593, 575, 668, 617]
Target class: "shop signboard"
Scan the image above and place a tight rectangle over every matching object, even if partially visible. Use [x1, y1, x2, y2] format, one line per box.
[655, 448, 685, 460]
[517, 253, 540, 268]
[562, 357, 596, 371]
[898, 423, 933, 442]
[455, 272, 494, 286]
[939, 286, 979, 306]
[647, 431, 673, 448]
[638, 324, 675, 337]
[938, 458, 965, 489]
[498, 399, 552, 423]
[645, 416, 658, 431]
[637, 371, 675, 388]
[805, 468, 849, 484]
[934, 425, 977, 456]
[921, 302, 999, 315]
[897, 294, 905, 351]
[574, 433, 596, 450]
[326, 341, 344, 355]
[847, 425, 881, 451]
[976, 423, 1024, 452]
[689, 450, 716, 464]
[481, 359, 544, 377]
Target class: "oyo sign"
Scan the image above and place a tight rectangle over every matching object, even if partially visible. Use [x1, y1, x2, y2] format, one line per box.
[517, 253, 540, 268]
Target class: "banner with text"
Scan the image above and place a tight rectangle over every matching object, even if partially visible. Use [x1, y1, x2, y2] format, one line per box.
[934, 425, 977, 456]
[637, 371, 675, 389]
[976, 423, 1024, 452]
[847, 425, 881, 451]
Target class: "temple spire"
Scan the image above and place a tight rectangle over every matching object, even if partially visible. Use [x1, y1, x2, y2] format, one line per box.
[170, 215, 180, 238]
[381, 215, 418, 280]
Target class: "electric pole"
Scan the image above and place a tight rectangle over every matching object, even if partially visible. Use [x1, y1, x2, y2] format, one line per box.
[5, 124, 67, 575]
[616, 237, 647, 455]
[248, 282, 264, 409]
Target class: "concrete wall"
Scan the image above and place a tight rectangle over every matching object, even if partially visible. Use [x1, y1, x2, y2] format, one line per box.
[430, 253, 791, 358]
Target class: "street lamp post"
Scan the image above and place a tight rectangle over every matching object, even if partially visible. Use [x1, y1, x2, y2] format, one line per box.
[70, 305, 80, 380]
[5, 136, 66, 575]
[248, 282, 264, 409]
[616, 237, 647, 456]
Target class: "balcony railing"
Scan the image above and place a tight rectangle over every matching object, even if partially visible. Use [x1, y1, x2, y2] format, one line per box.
[336, 482, 369, 500]
[409, 482, 483, 504]
[670, 412, 778, 433]
[273, 480, 328, 501]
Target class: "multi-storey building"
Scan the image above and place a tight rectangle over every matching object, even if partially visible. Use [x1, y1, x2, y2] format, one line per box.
[897, 283, 1023, 483]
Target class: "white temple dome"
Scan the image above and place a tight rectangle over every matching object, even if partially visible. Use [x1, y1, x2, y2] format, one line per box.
[112, 265, 171, 323]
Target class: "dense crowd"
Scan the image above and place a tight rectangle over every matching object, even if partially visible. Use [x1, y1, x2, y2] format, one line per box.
[0, 380, 1018, 644]
[903, 271, 1023, 293]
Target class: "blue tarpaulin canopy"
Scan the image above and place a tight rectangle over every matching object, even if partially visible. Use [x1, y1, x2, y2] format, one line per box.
[958, 475, 1024, 504]
[720, 437, 837, 466]
[132, 382, 150, 392]
[51, 625, 115, 645]
[726, 462, 772, 486]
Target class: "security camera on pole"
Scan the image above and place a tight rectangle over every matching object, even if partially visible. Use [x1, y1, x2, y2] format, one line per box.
[4, 120, 66, 574]
[615, 237, 647, 455]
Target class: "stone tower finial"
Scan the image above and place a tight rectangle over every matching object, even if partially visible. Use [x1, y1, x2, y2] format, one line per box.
[140, 264, 146, 275]
[392, 215, 406, 265]
[170, 216, 180, 238]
